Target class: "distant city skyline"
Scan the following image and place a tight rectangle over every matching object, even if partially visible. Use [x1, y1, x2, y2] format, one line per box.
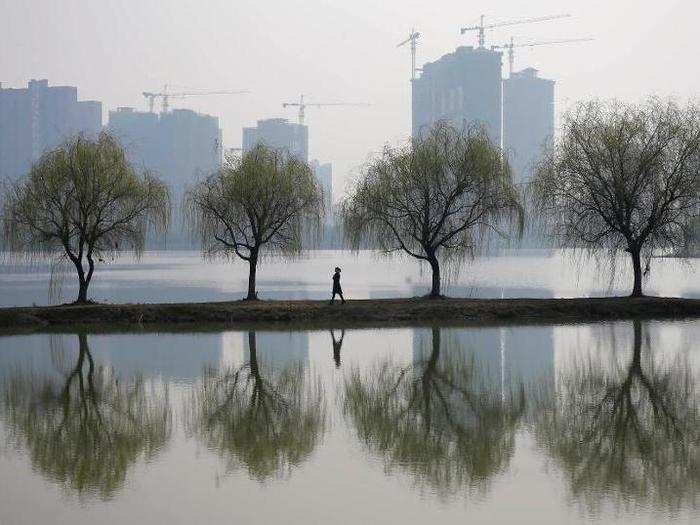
[1, 0, 697, 200]
[0, 79, 102, 180]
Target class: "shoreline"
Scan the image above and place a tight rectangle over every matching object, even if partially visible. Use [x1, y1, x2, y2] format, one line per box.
[0, 296, 698, 333]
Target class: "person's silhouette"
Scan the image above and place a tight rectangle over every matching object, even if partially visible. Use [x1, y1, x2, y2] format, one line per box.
[330, 267, 346, 304]
[330, 328, 345, 368]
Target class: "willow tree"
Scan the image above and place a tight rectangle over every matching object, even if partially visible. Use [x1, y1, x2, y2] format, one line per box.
[184, 144, 323, 300]
[530, 321, 700, 511]
[2, 133, 170, 303]
[341, 121, 522, 298]
[343, 327, 525, 496]
[533, 98, 700, 297]
[0, 334, 172, 499]
[186, 331, 326, 480]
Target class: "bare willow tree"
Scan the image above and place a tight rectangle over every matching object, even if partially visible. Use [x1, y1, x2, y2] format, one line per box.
[2, 133, 170, 303]
[341, 121, 523, 298]
[184, 144, 323, 300]
[533, 98, 700, 297]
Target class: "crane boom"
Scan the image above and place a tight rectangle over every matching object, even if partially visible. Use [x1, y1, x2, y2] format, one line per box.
[493, 37, 594, 50]
[168, 90, 250, 97]
[491, 36, 594, 75]
[142, 86, 250, 114]
[484, 13, 571, 30]
[282, 94, 371, 125]
[460, 13, 571, 48]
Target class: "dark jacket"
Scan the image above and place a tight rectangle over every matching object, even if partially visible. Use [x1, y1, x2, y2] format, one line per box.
[332, 272, 342, 292]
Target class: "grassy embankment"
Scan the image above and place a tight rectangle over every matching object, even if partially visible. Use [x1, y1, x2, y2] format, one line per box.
[0, 296, 698, 333]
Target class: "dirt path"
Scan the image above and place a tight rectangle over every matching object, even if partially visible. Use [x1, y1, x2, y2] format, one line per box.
[0, 296, 698, 333]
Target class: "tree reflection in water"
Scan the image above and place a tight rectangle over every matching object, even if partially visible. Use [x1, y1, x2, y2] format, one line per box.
[187, 331, 326, 481]
[343, 327, 525, 497]
[532, 320, 700, 511]
[0, 333, 172, 499]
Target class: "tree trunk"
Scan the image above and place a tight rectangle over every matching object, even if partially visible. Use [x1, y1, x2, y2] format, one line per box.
[77, 280, 89, 303]
[246, 252, 259, 300]
[429, 327, 441, 368]
[427, 256, 441, 298]
[248, 331, 258, 375]
[629, 247, 644, 297]
[247, 331, 265, 395]
[631, 320, 642, 370]
[74, 259, 90, 304]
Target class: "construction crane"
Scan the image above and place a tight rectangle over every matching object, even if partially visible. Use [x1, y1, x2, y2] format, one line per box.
[397, 28, 421, 82]
[282, 94, 371, 125]
[460, 14, 571, 49]
[142, 86, 250, 114]
[492, 37, 594, 76]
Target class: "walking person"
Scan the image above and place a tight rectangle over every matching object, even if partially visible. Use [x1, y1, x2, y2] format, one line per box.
[330, 267, 346, 304]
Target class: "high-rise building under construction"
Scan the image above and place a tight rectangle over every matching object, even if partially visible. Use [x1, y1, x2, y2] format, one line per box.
[108, 107, 222, 199]
[503, 68, 554, 184]
[411, 46, 503, 145]
[242, 118, 308, 162]
[107, 106, 222, 248]
[0, 79, 102, 181]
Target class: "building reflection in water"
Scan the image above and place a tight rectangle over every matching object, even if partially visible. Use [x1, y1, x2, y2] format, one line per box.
[0, 320, 696, 512]
[0, 333, 172, 500]
[0, 331, 224, 385]
[186, 330, 325, 482]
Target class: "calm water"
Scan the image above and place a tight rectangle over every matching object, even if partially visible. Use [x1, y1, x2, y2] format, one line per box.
[0, 249, 698, 306]
[0, 320, 698, 524]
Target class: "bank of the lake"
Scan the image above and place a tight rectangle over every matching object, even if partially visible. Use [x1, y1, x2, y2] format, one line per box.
[1, 296, 699, 331]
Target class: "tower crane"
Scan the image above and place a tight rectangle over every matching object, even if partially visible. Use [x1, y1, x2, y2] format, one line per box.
[142, 86, 250, 114]
[397, 28, 421, 82]
[460, 14, 571, 48]
[492, 37, 594, 76]
[282, 94, 371, 125]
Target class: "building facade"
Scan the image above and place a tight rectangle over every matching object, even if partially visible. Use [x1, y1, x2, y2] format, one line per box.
[0, 79, 102, 180]
[108, 107, 221, 248]
[242, 118, 308, 162]
[503, 68, 554, 185]
[412, 46, 503, 145]
[108, 107, 222, 200]
[310, 159, 333, 222]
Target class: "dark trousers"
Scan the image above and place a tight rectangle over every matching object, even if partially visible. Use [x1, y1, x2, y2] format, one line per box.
[330, 288, 345, 303]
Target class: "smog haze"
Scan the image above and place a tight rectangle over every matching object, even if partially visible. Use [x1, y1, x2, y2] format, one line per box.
[1, 0, 697, 198]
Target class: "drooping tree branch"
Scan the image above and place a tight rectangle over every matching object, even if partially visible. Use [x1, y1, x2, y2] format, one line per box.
[341, 121, 523, 297]
[183, 144, 323, 300]
[533, 98, 700, 296]
[2, 133, 171, 303]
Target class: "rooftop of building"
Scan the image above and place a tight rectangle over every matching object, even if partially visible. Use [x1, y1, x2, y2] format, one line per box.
[0, 79, 71, 91]
[109, 106, 218, 121]
[243, 118, 307, 133]
[258, 118, 290, 125]
[0, 79, 100, 103]
[507, 67, 555, 84]
[418, 45, 503, 79]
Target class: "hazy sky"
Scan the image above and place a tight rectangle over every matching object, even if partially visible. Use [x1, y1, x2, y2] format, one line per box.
[1, 0, 698, 199]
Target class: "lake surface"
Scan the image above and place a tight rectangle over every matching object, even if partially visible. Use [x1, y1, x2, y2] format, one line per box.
[0, 249, 698, 306]
[0, 320, 698, 524]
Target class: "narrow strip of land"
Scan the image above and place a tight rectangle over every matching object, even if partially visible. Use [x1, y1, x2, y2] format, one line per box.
[0, 296, 698, 332]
